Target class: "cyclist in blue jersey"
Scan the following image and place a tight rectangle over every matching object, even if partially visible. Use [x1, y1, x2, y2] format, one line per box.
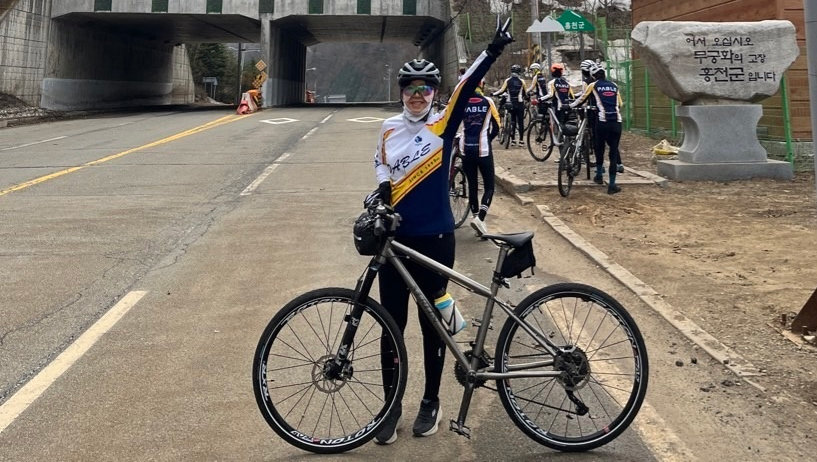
[491, 64, 527, 146]
[571, 64, 624, 194]
[526, 62, 549, 119]
[580, 59, 600, 173]
[372, 20, 513, 445]
[541, 63, 574, 128]
[459, 79, 500, 237]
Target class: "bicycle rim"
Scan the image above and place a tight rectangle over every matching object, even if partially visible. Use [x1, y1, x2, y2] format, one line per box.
[504, 117, 512, 148]
[495, 283, 649, 452]
[253, 288, 407, 454]
[557, 147, 572, 197]
[450, 166, 470, 228]
[571, 146, 583, 177]
[526, 120, 552, 161]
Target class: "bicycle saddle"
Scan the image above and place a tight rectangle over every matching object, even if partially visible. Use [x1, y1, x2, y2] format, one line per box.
[480, 231, 533, 248]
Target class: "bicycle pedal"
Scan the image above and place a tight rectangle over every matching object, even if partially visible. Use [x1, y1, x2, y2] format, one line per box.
[471, 318, 493, 330]
[449, 420, 471, 439]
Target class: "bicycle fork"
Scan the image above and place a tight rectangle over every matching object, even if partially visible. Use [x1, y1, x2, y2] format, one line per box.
[325, 257, 382, 379]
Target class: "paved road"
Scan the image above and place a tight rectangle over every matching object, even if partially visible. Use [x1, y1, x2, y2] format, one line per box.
[0, 106, 658, 460]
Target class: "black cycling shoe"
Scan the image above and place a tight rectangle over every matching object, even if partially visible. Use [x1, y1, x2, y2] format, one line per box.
[607, 185, 622, 195]
[374, 403, 402, 445]
[617, 164, 625, 173]
[412, 399, 441, 436]
[593, 175, 604, 185]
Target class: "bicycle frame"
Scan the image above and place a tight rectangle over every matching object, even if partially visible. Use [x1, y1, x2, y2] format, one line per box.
[333, 233, 565, 433]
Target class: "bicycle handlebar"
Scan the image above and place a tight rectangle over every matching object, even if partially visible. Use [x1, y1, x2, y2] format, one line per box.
[372, 203, 401, 237]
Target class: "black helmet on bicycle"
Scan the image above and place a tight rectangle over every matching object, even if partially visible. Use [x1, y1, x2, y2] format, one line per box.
[510, 64, 522, 74]
[353, 208, 381, 256]
[397, 59, 441, 88]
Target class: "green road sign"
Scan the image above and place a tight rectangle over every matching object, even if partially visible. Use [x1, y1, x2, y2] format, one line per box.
[557, 9, 595, 32]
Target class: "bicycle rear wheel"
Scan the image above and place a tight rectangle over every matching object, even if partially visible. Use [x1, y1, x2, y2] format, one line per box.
[526, 119, 554, 161]
[557, 142, 575, 197]
[253, 288, 408, 454]
[582, 132, 593, 180]
[449, 164, 470, 228]
[495, 283, 649, 452]
[503, 114, 512, 149]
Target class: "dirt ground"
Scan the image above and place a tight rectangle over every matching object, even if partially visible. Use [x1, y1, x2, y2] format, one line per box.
[493, 131, 817, 411]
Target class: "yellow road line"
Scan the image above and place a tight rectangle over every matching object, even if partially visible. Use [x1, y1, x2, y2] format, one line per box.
[0, 114, 251, 197]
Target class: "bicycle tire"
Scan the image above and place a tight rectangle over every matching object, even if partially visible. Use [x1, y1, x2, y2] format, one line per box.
[449, 165, 470, 228]
[582, 132, 593, 180]
[253, 288, 408, 454]
[557, 142, 575, 197]
[571, 142, 583, 178]
[498, 114, 509, 147]
[503, 114, 512, 149]
[525, 119, 554, 162]
[495, 283, 649, 452]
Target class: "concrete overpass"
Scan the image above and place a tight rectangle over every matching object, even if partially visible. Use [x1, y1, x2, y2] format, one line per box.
[0, 1, 463, 109]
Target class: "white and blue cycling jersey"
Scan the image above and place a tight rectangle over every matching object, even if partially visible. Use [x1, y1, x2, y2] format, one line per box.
[374, 51, 495, 237]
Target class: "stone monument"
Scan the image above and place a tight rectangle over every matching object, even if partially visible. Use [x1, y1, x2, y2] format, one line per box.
[631, 21, 799, 180]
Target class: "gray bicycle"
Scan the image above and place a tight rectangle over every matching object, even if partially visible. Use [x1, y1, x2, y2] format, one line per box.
[253, 203, 649, 454]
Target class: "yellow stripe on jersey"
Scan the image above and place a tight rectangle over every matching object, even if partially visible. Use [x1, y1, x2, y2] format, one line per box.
[391, 147, 443, 205]
[380, 128, 395, 164]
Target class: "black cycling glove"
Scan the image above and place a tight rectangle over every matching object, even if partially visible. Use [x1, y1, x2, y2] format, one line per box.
[378, 181, 392, 206]
[486, 17, 514, 58]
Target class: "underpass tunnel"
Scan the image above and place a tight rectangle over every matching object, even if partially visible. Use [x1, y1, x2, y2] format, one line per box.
[38, 5, 454, 110]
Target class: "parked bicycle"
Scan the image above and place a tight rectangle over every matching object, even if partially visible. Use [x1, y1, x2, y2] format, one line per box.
[495, 95, 514, 149]
[449, 135, 470, 228]
[253, 202, 649, 454]
[525, 98, 564, 162]
[557, 106, 594, 197]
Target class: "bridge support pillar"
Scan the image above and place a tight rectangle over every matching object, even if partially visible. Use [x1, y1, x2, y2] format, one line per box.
[261, 18, 307, 107]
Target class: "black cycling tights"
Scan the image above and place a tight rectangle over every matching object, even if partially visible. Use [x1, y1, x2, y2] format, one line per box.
[379, 233, 455, 402]
[462, 147, 495, 220]
[511, 102, 525, 141]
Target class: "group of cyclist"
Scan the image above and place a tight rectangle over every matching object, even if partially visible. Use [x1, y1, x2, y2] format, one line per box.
[492, 59, 625, 194]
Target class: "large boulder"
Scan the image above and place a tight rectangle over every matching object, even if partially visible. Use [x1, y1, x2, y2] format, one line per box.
[631, 21, 799, 104]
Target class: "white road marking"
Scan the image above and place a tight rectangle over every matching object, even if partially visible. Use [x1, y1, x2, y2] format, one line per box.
[0, 290, 148, 435]
[320, 114, 333, 124]
[1, 136, 67, 151]
[260, 118, 298, 124]
[347, 117, 384, 123]
[240, 164, 279, 196]
[301, 127, 319, 140]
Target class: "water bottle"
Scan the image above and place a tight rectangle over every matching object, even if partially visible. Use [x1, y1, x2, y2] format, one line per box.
[434, 292, 467, 335]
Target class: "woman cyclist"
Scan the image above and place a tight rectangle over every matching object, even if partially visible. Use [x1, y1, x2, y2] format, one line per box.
[491, 64, 527, 146]
[459, 79, 500, 237]
[371, 22, 513, 445]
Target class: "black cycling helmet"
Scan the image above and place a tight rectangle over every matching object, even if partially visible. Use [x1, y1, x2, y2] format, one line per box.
[353, 209, 381, 256]
[397, 59, 441, 88]
[511, 64, 522, 74]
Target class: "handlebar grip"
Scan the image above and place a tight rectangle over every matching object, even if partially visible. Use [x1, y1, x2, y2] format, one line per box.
[374, 217, 385, 236]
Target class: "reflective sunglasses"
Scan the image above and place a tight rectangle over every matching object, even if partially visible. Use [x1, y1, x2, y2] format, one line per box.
[401, 84, 435, 97]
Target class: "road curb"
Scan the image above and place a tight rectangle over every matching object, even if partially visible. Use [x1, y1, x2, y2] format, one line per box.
[494, 169, 767, 390]
[535, 204, 766, 390]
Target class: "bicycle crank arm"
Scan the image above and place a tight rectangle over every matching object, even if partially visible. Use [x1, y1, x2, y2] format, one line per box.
[449, 420, 471, 439]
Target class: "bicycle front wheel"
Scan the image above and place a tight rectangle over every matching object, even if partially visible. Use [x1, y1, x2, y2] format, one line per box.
[526, 119, 554, 161]
[557, 142, 575, 197]
[253, 288, 408, 454]
[449, 165, 470, 228]
[495, 283, 649, 452]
